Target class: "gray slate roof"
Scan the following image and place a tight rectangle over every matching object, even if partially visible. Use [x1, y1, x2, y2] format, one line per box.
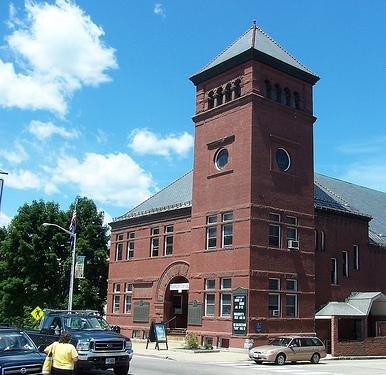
[190, 23, 319, 84]
[316, 292, 386, 317]
[114, 171, 386, 247]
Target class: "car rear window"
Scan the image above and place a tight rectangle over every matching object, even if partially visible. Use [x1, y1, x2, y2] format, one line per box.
[311, 338, 323, 346]
[300, 338, 317, 347]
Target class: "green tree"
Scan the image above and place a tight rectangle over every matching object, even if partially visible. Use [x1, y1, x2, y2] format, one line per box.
[0, 198, 109, 324]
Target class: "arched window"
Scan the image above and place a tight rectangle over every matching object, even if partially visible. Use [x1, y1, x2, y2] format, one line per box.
[207, 91, 214, 109]
[224, 83, 232, 103]
[233, 79, 241, 99]
[294, 92, 300, 109]
[215, 87, 223, 106]
[274, 84, 282, 103]
[284, 88, 291, 106]
[264, 80, 272, 99]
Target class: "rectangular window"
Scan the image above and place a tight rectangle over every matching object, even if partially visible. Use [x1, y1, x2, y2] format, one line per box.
[268, 293, 280, 317]
[342, 251, 349, 277]
[320, 231, 325, 251]
[205, 294, 215, 316]
[117, 234, 124, 241]
[115, 243, 123, 261]
[286, 216, 297, 225]
[315, 230, 318, 251]
[221, 278, 232, 290]
[124, 283, 132, 313]
[151, 237, 159, 257]
[286, 279, 297, 291]
[269, 213, 280, 222]
[286, 294, 297, 318]
[353, 245, 359, 271]
[269, 278, 280, 291]
[205, 279, 215, 290]
[112, 283, 120, 313]
[220, 293, 232, 317]
[331, 258, 337, 285]
[165, 225, 174, 233]
[269, 224, 280, 247]
[128, 232, 135, 239]
[222, 224, 233, 248]
[164, 236, 173, 255]
[222, 212, 233, 222]
[287, 227, 298, 241]
[206, 225, 217, 249]
[151, 227, 159, 236]
[127, 241, 134, 259]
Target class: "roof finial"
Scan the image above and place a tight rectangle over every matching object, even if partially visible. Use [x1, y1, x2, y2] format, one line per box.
[251, 20, 257, 48]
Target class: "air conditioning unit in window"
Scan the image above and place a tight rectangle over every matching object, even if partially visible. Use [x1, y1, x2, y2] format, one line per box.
[272, 310, 280, 317]
[288, 240, 299, 250]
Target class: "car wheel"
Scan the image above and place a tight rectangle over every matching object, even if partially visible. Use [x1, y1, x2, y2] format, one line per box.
[114, 364, 130, 375]
[275, 353, 286, 365]
[311, 352, 320, 364]
[254, 360, 263, 364]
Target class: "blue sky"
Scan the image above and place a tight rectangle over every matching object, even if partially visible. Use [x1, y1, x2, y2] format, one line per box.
[0, 0, 385, 226]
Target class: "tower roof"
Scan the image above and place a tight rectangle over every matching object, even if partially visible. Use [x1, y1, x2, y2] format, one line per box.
[190, 22, 319, 85]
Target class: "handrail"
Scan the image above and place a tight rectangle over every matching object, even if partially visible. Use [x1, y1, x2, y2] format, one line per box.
[164, 315, 177, 328]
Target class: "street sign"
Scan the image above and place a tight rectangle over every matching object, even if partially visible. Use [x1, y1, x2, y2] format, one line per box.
[31, 306, 44, 321]
[75, 256, 85, 278]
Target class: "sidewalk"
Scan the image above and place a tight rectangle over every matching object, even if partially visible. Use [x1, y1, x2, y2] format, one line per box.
[132, 339, 249, 363]
[132, 339, 386, 363]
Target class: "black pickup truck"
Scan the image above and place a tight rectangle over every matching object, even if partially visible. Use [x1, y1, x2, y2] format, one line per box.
[0, 326, 45, 375]
[26, 310, 133, 375]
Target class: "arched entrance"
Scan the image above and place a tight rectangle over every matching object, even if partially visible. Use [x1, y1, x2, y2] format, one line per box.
[163, 276, 189, 329]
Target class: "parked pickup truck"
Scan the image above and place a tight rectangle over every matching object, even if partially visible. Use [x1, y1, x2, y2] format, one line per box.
[26, 310, 133, 375]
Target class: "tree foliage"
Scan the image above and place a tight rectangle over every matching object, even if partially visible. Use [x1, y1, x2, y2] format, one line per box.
[0, 198, 109, 325]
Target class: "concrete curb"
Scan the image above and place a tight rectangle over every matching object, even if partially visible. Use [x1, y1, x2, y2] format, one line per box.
[324, 356, 386, 361]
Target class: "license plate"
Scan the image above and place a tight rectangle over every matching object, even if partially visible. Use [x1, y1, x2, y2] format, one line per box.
[106, 358, 116, 365]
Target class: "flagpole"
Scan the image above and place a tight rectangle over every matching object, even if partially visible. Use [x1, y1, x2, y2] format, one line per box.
[68, 232, 77, 311]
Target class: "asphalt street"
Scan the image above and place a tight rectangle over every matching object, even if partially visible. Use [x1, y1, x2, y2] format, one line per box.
[128, 356, 386, 375]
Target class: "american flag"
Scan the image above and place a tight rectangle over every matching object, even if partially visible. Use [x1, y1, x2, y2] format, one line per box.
[69, 205, 77, 246]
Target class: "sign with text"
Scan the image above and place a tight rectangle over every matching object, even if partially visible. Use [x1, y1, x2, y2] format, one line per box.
[146, 321, 168, 350]
[232, 288, 248, 336]
[169, 283, 189, 291]
[75, 256, 85, 279]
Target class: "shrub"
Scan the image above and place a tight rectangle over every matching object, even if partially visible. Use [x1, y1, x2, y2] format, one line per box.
[185, 332, 199, 349]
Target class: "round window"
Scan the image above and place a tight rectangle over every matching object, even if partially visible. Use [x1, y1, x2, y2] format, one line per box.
[275, 148, 291, 171]
[215, 148, 229, 170]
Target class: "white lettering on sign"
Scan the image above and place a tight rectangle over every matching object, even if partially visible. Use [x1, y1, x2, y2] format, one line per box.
[170, 283, 189, 291]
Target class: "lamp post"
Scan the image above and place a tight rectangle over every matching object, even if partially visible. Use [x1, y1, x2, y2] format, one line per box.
[0, 170, 8, 211]
[42, 222, 77, 311]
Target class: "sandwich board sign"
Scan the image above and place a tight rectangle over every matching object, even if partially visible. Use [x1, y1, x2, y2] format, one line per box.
[146, 321, 168, 350]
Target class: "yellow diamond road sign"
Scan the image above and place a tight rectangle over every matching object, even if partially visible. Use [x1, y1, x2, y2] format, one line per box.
[31, 306, 44, 321]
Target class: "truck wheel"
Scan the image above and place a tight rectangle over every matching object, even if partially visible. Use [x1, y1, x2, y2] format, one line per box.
[114, 364, 130, 375]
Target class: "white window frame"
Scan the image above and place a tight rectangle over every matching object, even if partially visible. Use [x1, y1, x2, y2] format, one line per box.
[220, 293, 232, 317]
[331, 258, 337, 285]
[124, 283, 132, 314]
[221, 223, 233, 248]
[285, 294, 298, 318]
[206, 224, 217, 250]
[286, 279, 298, 291]
[127, 241, 134, 260]
[343, 251, 349, 277]
[164, 235, 173, 256]
[128, 232, 135, 239]
[268, 293, 280, 317]
[115, 243, 123, 261]
[150, 237, 159, 257]
[112, 283, 121, 313]
[353, 245, 359, 271]
[320, 231, 325, 251]
[205, 279, 215, 290]
[221, 278, 232, 290]
[269, 224, 281, 247]
[268, 278, 280, 291]
[205, 293, 215, 316]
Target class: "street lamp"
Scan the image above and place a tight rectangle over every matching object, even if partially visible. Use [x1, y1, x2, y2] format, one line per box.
[42, 222, 77, 311]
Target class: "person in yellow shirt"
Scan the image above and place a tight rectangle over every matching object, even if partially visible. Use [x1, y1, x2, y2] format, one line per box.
[45, 331, 78, 375]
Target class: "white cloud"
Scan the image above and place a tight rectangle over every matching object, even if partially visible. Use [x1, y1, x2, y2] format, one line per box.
[49, 152, 155, 207]
[0, 212, 12, 227]
[128, 129, 194, 158]
[0, 0, 117, 115]
[154, 3, 166, 18]
[4, 169, 42, 190]
[0, 142, 29, 164]
[340, 163, 386, 193]
[27, 120, 80, 140]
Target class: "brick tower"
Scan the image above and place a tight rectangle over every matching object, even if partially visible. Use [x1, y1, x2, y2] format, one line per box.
[189, 22, 319, 345]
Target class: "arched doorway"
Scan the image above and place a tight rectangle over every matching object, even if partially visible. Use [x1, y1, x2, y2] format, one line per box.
[163, 276, 189, 329]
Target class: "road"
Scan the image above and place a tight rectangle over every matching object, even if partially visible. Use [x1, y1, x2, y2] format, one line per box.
[128, 355, 386, 375]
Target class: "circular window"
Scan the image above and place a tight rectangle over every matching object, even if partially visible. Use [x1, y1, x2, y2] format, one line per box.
[215, 148, 229, 170]
[275, 148, 291, 171]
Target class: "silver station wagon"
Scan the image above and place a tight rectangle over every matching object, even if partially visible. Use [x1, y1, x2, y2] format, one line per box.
[248, 336, 327, 365]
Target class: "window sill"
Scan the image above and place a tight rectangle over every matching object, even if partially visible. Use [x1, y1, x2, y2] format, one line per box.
[207, 169, 234, 179]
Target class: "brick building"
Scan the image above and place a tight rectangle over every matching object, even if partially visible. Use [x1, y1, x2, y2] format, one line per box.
[107, 23, 386, 352]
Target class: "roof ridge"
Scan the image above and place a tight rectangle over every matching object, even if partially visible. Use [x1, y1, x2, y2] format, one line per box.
[195, 26, 253, 75]
[254, 24, 315, 75]
[114, 170, 193, 221]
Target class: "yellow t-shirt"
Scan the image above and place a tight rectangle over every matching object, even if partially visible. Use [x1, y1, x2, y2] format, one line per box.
[45, 342, 78, 370]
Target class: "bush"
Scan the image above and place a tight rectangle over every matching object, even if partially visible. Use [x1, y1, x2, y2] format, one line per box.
[185, 332, 199, 349]
[203, 338, 213, 350]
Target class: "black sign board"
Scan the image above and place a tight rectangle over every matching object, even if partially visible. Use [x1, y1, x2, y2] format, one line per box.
[146, 321, 168, 350]
[232, 288, 248, 336]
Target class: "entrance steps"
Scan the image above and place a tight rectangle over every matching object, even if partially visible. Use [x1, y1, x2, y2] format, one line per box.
[167, 327, 187, 342]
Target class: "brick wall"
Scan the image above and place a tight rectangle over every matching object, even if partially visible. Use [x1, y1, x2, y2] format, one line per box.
[334, 336, 386, 356]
